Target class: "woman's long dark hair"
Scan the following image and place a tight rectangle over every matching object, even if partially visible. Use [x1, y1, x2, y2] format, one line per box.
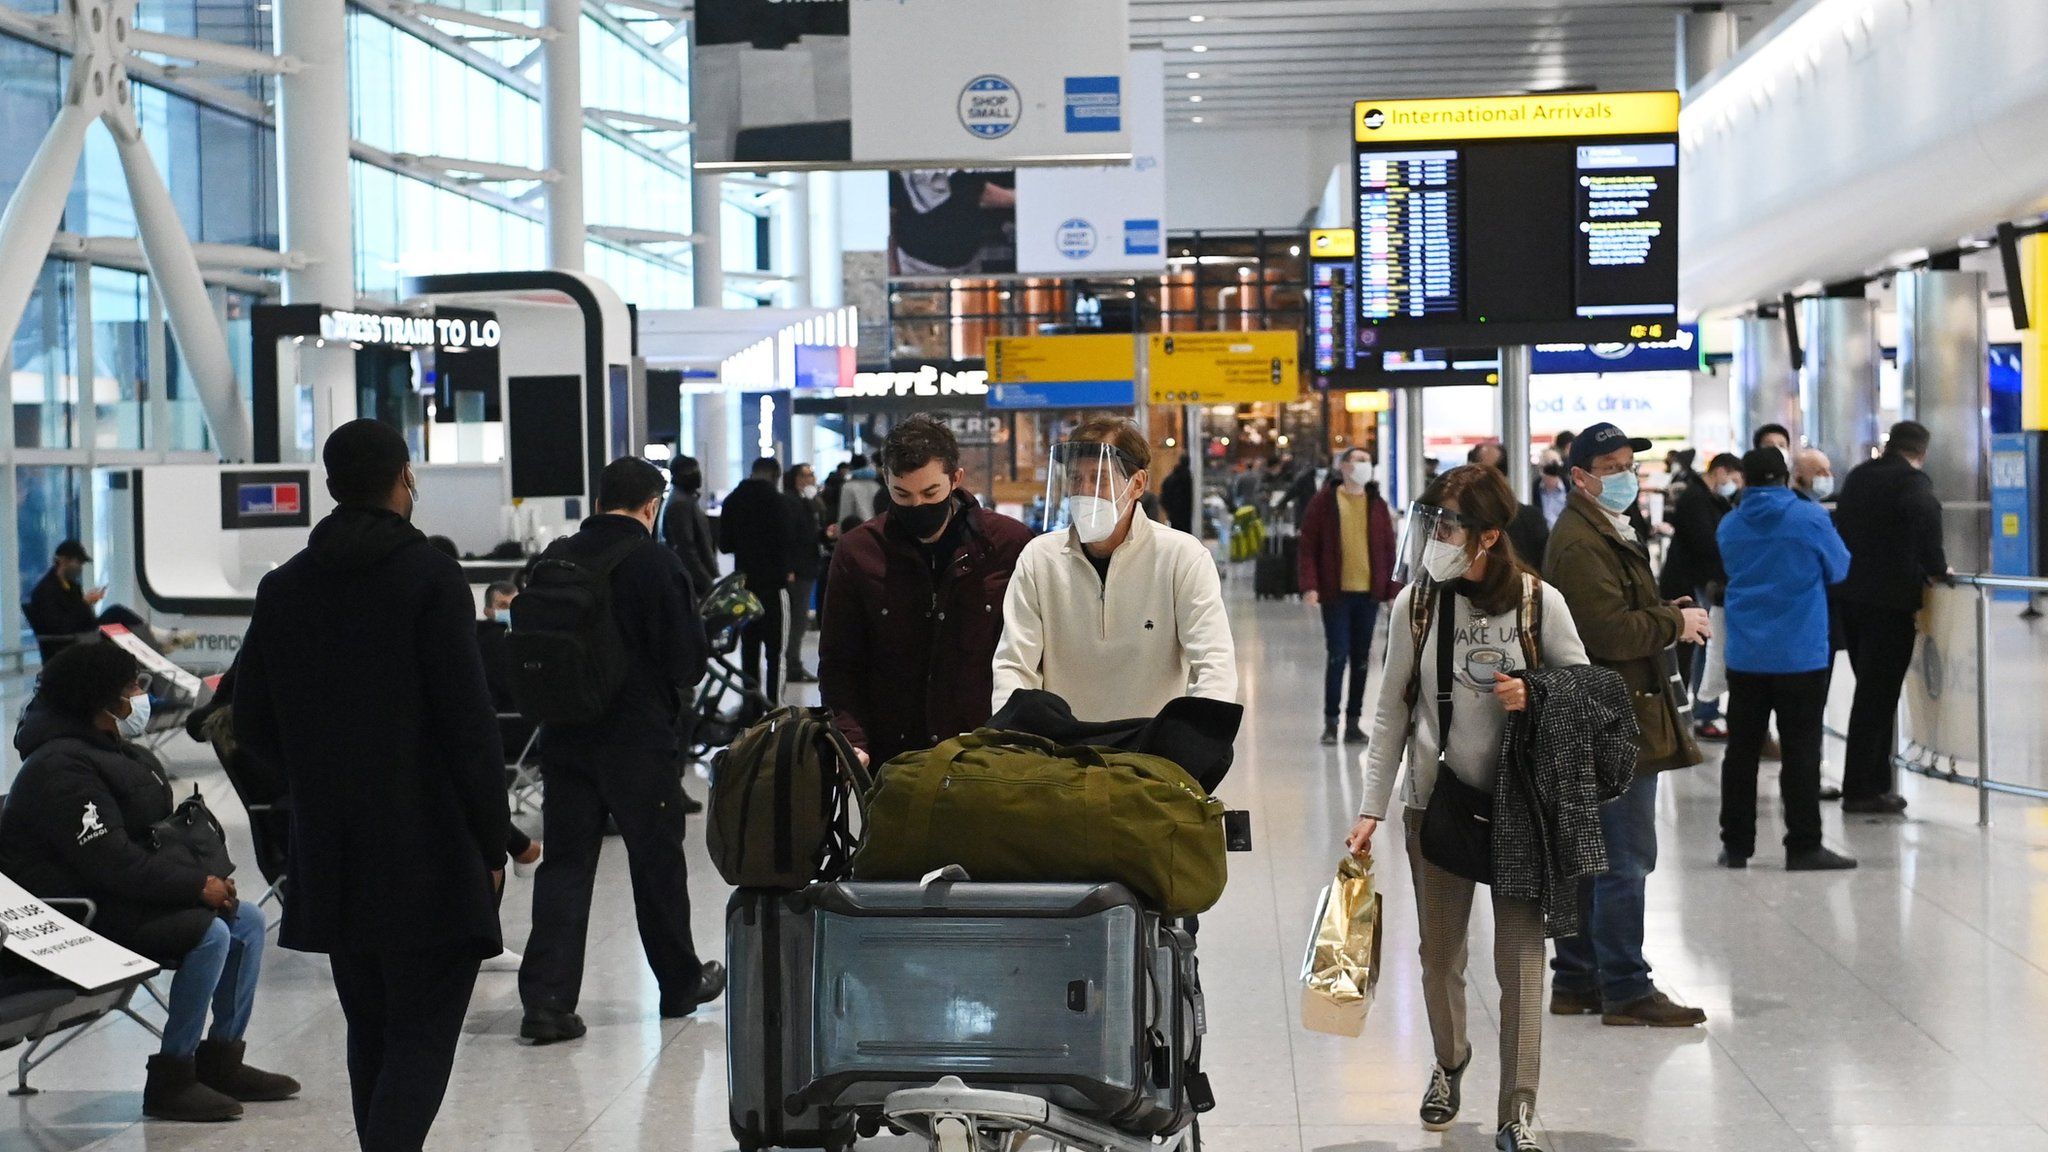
[1419, 463, 1533, 617]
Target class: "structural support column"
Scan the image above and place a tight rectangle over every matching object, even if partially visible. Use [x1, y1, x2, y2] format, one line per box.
[1399, 388, 1426, 509]
[1185, 404, 1203, 539]
[1734, 313, 1799, 450]
[807, 171, 844, 309]
[542, 0, 584, 272]
[1676, 4, 1740, 90]
[1799, 293, 1881, 470]
[693, 170, 725, 308]
[277, 0, 357, 456]
[1498, 344, 1531, 495]
[1898, 268, 1990, 569]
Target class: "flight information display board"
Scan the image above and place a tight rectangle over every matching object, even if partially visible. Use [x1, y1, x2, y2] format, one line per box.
[1309, 229, 1498, 389]
[1351, 92, 1680, 351]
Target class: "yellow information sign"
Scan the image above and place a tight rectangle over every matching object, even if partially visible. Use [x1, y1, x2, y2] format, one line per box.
[1344, 390, 1391, 414]
[1148, 331, 1299, 405]
[987, 333, 1135, 384]
[1308, 228, 1355, 260]
[2022, 233, 2048, 432]
[1352, 91, 1679, 144]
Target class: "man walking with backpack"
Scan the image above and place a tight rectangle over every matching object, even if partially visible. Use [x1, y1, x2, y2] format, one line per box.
[510, 457, 717, 1044]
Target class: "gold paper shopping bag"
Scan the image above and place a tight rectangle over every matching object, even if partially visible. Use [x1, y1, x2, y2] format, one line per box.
[1299, 855, 1381, 1037]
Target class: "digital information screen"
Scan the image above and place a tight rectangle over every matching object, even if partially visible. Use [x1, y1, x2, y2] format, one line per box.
[1350, 92, 1681, 351]
[1310, 230, 1498, 390]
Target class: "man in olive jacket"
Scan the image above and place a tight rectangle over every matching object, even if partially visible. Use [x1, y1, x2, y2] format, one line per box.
[1542, 423, 1709, 1028]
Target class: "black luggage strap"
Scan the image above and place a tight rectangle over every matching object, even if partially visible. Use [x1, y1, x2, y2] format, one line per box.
[1435, 582, 1455, 772]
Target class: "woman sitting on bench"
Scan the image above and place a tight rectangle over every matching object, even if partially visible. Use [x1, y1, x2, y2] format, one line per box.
[0, 641, 298, 1122]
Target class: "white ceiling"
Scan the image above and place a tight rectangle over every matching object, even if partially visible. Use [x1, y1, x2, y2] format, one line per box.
[1139, 0, 1802, 127]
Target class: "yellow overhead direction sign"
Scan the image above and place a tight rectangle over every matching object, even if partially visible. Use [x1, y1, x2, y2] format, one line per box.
[1148, 331, 1299, 405]
[1308, 229, 1355, 259]
[1353, 91, 1679, 143]
[987, 333, 1135, 385]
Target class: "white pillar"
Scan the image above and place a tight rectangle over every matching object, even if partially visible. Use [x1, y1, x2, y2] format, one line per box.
[780, 175, 810, 307]
[542, 0, 585, 272]
[806, 171, 844, 308]
[694, 170, 725, 308]
[1498, 344, 1532, 495]
[1677, 4, 1740, 91]
[276, 0, 358, 453]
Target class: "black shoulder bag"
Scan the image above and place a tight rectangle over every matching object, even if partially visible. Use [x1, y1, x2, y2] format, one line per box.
[1420, 582, 1495, 885]
[151, 784, 235, 880]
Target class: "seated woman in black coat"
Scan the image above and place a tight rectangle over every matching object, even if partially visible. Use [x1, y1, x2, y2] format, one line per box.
[0, 641, 298, 1122]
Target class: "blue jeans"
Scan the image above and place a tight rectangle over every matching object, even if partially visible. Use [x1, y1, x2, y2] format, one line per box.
[1550, 771, 1659, 1009]
[1320, 593, 1381, 722]
[163, 902, 267, 1059]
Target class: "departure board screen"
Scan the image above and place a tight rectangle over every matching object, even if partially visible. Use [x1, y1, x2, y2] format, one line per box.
[1349, 92, 1680, 351]
[1310, 233, 1497, 389]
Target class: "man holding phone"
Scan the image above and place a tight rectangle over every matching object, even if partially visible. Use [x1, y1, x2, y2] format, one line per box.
[25, 539, 192, 660]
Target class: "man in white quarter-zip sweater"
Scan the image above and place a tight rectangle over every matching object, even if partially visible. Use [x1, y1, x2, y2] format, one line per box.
[992, 416, 1238, 723]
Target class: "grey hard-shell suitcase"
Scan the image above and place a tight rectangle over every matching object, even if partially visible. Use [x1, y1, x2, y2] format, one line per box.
[791, 879, 1209, 1137]
[724, 890, 853, 1152]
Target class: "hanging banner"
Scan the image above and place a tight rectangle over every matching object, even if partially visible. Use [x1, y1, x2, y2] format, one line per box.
[1015, 49, 1165, 274]
[1148, 332, 1300, 405]
[988, 334, 1138, 409]
[697, 0, 1130, 170]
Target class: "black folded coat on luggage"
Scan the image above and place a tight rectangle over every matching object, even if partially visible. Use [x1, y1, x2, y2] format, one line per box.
[986, 690, 1243, 793]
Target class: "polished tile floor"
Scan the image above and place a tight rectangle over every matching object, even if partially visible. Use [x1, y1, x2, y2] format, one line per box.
[5, 583, 2048, 1152]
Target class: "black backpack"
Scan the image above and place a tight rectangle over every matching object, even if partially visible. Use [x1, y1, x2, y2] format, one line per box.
[707, 706, 872, 889]
[506, 535, 643, 726]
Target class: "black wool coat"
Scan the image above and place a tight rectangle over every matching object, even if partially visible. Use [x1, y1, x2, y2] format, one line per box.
[234, 506, 510, 959]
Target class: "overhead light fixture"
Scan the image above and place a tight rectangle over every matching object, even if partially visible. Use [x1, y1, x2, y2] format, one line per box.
[1188, 13, 1205, 21]
[1189, 95, 1202, 103]
[1191, 116, 1204, 123]
[1186, 71, 1201, 79]
[1191, 44, 1207, 53]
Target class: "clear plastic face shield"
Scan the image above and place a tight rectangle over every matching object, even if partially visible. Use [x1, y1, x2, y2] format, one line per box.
[1392, 502, 1483, 587]
[1043, 440, 1144, 543]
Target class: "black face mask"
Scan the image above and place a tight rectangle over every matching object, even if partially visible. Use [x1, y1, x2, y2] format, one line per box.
[890, 491, 954, 539]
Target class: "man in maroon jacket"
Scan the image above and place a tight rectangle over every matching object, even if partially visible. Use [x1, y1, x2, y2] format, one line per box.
[1298, 447, 1398, 746]
[819, 415, 1033, 766]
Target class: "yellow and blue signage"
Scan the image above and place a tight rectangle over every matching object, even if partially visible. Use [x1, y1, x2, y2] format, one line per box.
[987, 333, 1138, 409]
[1148, 331, 1299, 405]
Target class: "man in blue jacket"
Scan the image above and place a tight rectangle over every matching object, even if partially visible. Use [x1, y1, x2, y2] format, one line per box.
[1716, 448, 1856, 871]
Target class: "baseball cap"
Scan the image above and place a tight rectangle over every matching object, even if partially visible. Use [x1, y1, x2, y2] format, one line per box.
[1741, 447, 1790, 487]
[1567, 422, 1654, 471]
[54, 539, 92, 563]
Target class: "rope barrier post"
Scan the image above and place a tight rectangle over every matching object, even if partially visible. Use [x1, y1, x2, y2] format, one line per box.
[1975, 581, 1992, 828]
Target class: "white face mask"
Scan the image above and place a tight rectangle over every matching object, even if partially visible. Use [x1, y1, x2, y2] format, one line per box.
[1343, 461, 1374, 488]
[1066, 494, 1125, 544]
[1422, 538, 1472, 583]
[1810, 474, 1835, 500]
[800, 484, 819, 500]
[1715, 480, 1739, 499]
[112, 693, 150, 740]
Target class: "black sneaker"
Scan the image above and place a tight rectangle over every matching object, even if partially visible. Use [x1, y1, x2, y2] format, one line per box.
[1716, 849, 1749, 869]
[660, 962, 728, 1018]
[1320, 723, 1338, 746]
[1496, 1104, 1542, 1152]
[1787, 846, 1858, 871]
[1343, 724, 1368, 746]
[679, 790, 704, 816]
[520, 1007, 587, 1045]
[1419, 1051, 1468, 1131]
[1818, 784, 1843, 802]
[1842, 793, 1908, 815]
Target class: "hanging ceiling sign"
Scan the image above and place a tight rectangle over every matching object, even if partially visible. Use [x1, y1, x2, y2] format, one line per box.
[1015, 49, 1166, 274]
[1148, 331, 1299, 405]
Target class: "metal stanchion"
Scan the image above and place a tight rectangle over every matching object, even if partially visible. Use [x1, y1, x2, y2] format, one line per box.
[1975, 582, 1992, 828]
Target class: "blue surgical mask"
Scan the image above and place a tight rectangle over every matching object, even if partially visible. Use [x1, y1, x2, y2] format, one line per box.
[493, 609, 512, 625]
[1810, 475, 1835, 501]
[113, 694, 150, 740]
[1596, 470, 1640, 514]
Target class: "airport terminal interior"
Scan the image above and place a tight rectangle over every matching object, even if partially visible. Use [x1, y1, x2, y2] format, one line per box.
[4, 1, 2048, 1151]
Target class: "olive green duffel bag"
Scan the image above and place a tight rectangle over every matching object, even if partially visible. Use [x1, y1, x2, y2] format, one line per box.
[850, 729, 1228, 917]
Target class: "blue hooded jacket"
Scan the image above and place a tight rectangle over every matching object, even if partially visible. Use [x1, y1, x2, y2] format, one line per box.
[1716, 485, 1851, 674]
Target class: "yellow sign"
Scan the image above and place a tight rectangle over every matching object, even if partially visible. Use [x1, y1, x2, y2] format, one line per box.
[2003, 513, 2022, 538]
[987, 333, 1135, 385]
[2023, 233, 2048, 432]
[1149, 331, 1299, 405]
[1344, 390, 1391, 414]
[1308, 229, 1355, 260]
[1353, 91, 1679, 144]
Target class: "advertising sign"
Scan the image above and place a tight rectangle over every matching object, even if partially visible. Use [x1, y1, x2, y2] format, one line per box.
[1015, 50, 1166, 274]
[1351, 91, 1681, 350]
[698, 0, 1130, 170]
[0, 873, 159, 993]
[219, 470, 312, 531]
[1148, 332, 1299, 405]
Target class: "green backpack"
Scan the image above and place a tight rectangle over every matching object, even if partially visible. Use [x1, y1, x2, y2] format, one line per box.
[708, 706, 872, 890]
[851, 729, 1229, 918]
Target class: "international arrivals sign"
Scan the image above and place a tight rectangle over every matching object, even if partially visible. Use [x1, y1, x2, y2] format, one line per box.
[1353, 92, 1679, 143]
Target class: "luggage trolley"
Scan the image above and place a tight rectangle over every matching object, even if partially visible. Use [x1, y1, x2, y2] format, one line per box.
[729, 876, 1210, 1152]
